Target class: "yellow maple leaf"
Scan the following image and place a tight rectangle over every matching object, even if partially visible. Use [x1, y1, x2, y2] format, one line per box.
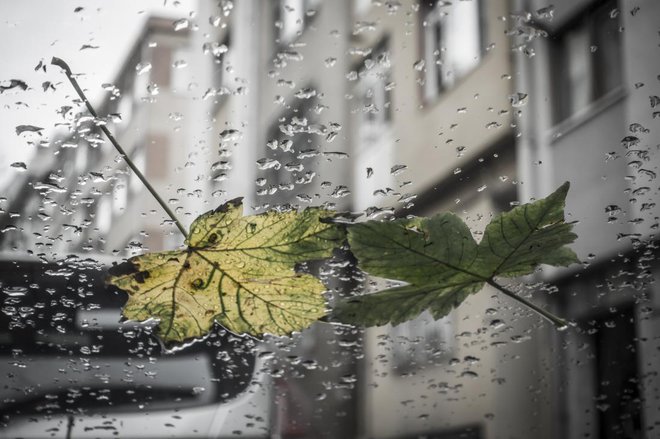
[108, 199, 344, 344]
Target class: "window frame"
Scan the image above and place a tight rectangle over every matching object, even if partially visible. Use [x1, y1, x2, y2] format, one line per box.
[548, 0, 623, 125]
[418, 0, 485, 104]
[273, 0, 322, 48]
[258, 94, 319, 207]
[352, 38, 396, 212]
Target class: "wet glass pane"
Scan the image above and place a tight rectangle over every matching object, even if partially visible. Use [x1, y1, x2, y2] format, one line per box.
[1, 1, 659, 438]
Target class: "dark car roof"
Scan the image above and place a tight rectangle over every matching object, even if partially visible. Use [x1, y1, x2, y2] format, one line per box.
[0, 258, 256, 418]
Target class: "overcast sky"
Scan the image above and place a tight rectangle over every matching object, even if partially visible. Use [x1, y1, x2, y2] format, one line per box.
[0, 0, 189, 188]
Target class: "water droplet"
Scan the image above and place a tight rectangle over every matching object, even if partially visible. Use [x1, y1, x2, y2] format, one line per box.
[294, 87, 317, 99]
[33, 182, 67, 194]
[277, 50, 303, 62]
[203, 42, 229, 57]
[621, 136, 640, 148]
[15, 125, 44, 135]
[390, 164, 407, 176]
[639, 168, 656, 180]
[173, 18, 190, 31]
[2, 286, 27, 297]
[10, 162, 27, 171]
[323, 151, 349, 160]
[629, 123, 649, 134]
[508, 92, 528, 107]
[398, 193, 417, 204]
[147, 82, 159, 96]
[353, 21, 377, 34]
[365, 206, 395, 219]
[211, 161, 232, 172]
[535, 5, 554, 20]
[650, 95, 660, 108]
[0, 224, 15, 233]
[490, 319, 505, 329]
[605, 205, 622, 215]
[330, 186, 350, 198]
[219, 129, 241, 143]
[135, 62, 152, 75]
[464, 355, 480, 365]
[256, 158, 281, 170]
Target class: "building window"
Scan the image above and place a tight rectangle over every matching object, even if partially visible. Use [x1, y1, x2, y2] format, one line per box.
[75, 142, 88, 174]
[171, 47, 189, 94]
[353, 40, 394, 211]
[112, 173, 128, 215]
[145, 134, 169, 180]
[391, 311, 454, 375]
[212, 33, 231, 93]
[117, 92, 133, 125]
[258, 97, 318, 207]
[133, 65, 150, 101]
[150, 44, 172, 88]
[593, 307, 643, 438]
[357, 41, 392, 132]
[96, 195, 112, 234]
[420, 0, 483, 101]
[130, 146, 146, 193]
[144, 227, 164, 252]
[353, 0, 372, 18]
[275, 0, 321, 46]
[550, 0, 622, 124]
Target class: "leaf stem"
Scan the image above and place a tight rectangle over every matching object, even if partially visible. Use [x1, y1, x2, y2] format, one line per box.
[486, 279, 568, 329]
[51, 57, 188, 239]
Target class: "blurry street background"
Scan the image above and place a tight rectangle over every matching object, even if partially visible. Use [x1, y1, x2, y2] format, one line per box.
[1, 0, 660, 438]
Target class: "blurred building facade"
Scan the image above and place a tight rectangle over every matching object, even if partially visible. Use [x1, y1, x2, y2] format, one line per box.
[210, 0, 660, 438]
[513, 0, 660, 437]
[198, 1, 360, 437]
[1, 0, 660, 438]
[0, 14, 271, 438]
[206, 0, 526, 438]
[0, 17, 193, 258]
[343, 1, 528, 438]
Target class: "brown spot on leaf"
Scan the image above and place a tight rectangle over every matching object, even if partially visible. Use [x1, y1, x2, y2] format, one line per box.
[134, 271, 151, 284]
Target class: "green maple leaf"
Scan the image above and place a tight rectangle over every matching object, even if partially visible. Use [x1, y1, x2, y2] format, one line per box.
[107, 199, 344, 344]
[334, 182, 578, 327]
